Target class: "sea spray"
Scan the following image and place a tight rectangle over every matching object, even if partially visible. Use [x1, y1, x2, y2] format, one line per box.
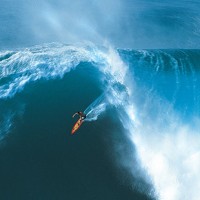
[84, 94, 107, 122]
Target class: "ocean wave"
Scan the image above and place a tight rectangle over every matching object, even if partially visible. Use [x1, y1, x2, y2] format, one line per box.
[1, 43, 200, 199]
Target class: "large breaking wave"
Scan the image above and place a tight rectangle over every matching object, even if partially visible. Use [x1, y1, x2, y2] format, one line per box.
[1, 43, 200, 200]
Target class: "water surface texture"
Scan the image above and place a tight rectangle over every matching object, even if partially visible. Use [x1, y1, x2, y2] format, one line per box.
[1, 1, 200, 200]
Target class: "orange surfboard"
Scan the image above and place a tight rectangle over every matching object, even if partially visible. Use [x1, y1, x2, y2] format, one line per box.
[71, 118, 83, 134]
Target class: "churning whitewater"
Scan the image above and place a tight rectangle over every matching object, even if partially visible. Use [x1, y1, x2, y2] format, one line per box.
[1, 43, 200, 200]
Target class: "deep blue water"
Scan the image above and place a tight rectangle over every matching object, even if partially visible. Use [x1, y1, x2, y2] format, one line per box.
[1, 43, 200, 200]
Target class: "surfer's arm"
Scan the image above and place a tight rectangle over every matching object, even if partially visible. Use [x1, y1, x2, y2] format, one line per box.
[72, 112, 78, 118]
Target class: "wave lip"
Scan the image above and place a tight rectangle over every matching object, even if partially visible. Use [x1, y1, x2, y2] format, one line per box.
[0, 43, 96, 99]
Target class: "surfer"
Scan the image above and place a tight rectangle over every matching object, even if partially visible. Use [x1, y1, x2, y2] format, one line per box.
[72, 111, 86, 121]
[71, 111, 86, 134]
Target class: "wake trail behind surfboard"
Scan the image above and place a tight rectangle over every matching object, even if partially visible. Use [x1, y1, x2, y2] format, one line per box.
[84, 94, 107, 122]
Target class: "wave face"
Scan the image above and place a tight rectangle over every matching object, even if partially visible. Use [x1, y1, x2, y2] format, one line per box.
[1, 43, 200, 200]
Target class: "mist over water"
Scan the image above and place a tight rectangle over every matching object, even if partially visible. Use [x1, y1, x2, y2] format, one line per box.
[1, 0, 200, 49]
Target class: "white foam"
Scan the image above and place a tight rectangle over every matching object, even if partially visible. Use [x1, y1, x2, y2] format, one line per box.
[131, 118, 200, 200]
[84, 93, 107, 121]
[0, 44, 98, 99]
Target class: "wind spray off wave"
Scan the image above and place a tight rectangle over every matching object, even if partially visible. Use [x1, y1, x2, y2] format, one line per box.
[122, 49, 200, 200]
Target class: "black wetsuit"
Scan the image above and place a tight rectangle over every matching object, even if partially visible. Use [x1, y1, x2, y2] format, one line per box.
[77, 112, 86, 120]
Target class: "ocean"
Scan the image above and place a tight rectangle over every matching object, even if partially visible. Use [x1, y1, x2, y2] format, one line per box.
[1, 43, 200, 199]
